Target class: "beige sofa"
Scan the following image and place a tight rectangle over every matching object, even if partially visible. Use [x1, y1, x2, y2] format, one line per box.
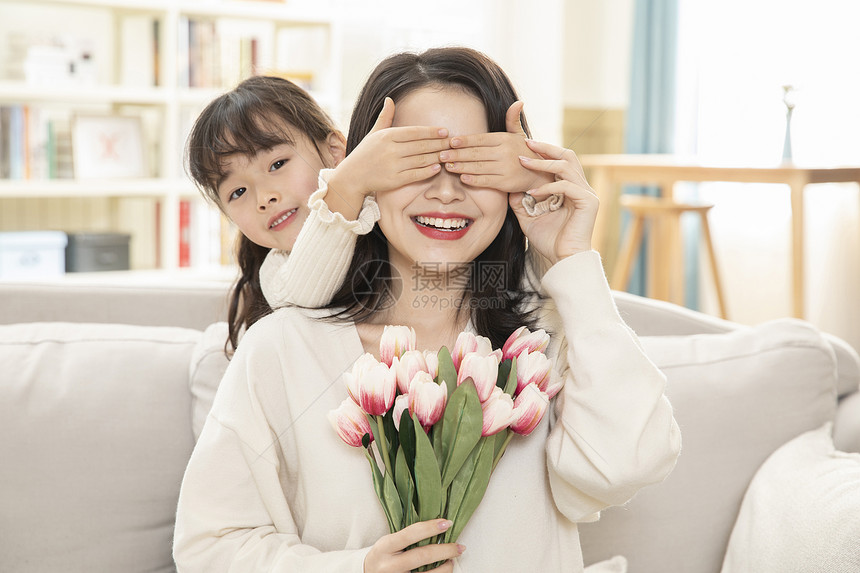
[1, 279, 858, 573]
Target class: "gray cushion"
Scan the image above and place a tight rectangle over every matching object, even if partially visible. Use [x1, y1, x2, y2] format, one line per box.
[0, 322, 200, 573]
[580, 319, 839, 573]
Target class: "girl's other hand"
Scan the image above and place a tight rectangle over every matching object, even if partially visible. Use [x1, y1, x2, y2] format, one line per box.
[326, 98, 451, 220]
[364, 519, 464, 573]
[510, 140, 599, 264]
[439, 101, 553, 194]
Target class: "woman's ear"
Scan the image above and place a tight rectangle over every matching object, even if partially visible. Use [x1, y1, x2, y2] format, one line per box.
[324, 131, 347, 167]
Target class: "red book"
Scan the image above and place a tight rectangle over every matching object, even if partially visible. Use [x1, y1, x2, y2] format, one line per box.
[179, 199, 191, 267]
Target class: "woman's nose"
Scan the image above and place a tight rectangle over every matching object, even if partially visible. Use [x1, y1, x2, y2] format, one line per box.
[424, 168, 465, 203]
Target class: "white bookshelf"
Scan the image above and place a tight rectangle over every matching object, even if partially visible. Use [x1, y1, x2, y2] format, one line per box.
[0, 0, 343, 270]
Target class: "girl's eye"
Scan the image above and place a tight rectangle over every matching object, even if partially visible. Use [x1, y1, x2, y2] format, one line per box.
[229, 187, 247, 201]
[270, 159, 287, 172]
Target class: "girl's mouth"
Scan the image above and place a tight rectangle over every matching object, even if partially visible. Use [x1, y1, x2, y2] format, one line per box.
[412, 215, 473, 240]
[269, 208, 297, 230]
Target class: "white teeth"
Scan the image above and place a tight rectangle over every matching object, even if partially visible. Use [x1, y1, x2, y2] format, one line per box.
[415, 216, 469, 230]
[270, 209, 296, 228]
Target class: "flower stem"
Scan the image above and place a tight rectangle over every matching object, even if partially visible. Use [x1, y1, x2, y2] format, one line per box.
[491, 431, 514, 472]
[376, 415, 394, 478]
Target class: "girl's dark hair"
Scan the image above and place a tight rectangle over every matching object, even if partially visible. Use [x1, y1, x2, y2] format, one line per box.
[325, 47, 539, 349]
[185, 75, 340, 353]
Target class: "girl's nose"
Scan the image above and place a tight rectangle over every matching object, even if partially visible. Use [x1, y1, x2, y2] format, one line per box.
[424, 168, 465, 203]
[256, 188, 280, 211]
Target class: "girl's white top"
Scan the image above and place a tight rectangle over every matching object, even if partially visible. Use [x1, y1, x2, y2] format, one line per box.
[259, 169, 379, 309]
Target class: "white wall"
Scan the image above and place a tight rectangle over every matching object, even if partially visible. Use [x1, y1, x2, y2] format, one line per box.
[335, 0, 565, 144]
[563, 0, 634, 109]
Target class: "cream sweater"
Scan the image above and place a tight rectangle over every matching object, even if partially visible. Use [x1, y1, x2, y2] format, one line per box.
[174, 247, 681, 572]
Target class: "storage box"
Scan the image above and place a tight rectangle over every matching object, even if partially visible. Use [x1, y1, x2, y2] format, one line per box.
[0, 231, 68, 279]
[65, 233, 131, 272]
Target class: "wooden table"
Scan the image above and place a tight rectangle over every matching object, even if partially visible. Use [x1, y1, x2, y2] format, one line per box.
[579, 154, 860, 318]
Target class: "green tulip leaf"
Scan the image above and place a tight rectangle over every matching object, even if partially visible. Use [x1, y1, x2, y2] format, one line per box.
[364, 448, 395, 533]
[436, 346, 458, 397]
[444, 436, 494, 544]
[395, 446, 417, 529]
[383, 409, 400, 457]
[412, 413, 443, 525]
[367, 415, 381, 449]
[503, 356, 518, 397]
[439, 379, 483, 488]
[398, 412, 417, 477]
[496, 359, 512, 391]
[382, 465, 403, 534]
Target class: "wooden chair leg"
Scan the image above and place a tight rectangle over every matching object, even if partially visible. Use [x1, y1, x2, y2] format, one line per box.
[668, 213, 685, 306]
[699, 213, 728, 319]
[611, 214, 645, 291]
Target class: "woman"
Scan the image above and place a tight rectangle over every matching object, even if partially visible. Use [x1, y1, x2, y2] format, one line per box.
[174, 47, 680, 573]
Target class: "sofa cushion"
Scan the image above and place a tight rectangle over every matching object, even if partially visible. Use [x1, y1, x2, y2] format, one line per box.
[721, 423, 860, 573]
[0, 322, 200, 573]
[189, 321, 230, 440]
[580, 319, 838, 573]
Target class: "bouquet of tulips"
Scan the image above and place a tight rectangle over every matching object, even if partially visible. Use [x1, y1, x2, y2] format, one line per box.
[328, 325, 562, 567]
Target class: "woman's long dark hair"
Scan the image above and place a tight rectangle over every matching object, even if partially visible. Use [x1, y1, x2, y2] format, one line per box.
[184, 75, 340, 353]
[325, 47, 539, 348]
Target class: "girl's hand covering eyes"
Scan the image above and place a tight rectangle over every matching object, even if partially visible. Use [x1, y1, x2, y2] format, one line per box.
[509, 140, 599, 264]
[364, 519, 463, 573]
[439, 101, 554, 194]
[325, 97, 451, 220]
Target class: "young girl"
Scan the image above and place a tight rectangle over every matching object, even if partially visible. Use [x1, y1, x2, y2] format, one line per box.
[185, 75, 451, 351]
[174, 48, 680, 572]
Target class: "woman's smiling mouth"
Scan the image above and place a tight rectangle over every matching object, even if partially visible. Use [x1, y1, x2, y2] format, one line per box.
[411, 214, 473, 240]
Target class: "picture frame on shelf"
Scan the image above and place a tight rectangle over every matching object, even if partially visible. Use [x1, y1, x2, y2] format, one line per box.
[71, 114, 147, 179]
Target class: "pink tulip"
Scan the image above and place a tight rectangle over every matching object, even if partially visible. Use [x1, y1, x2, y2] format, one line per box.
[408, 371, 448, 430]
[379, 325, 416, 366]
[543, 368, 564, 399]
[423, 350, 439, 380]
[343, 353, 381, 404]
[392, 350, 428, 394]
[502, 326, 550, 362]
[457, 352, 500, 402]
[392, 394, 410, 428]
[481, 387, 515, 436]
[514, 349, 552, 396]
[354, 359, 397, 416]
[510, 383, 550, 436]
[451, 331, 495, 370]
[328, 397, 373, 447]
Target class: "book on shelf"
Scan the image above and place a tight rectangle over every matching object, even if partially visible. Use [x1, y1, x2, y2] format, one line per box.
[179, 199, 191, 267]
[177, 198, 225, 268]
[179, 16, 260, 89]
[0, 105, 74, 181]
[120, 15, 160, 88]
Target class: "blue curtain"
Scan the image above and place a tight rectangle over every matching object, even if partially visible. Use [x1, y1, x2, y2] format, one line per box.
[623, 0, 693, 302]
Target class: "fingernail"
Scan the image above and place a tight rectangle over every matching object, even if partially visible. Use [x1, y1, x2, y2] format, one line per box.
[438, 128, 448, 137]
[438, 520, 453, 531]
[461, 174, 472, 183]
[446, 162, 455, 170]
[431, 163, 441, 171]
[457, 544, 466, 554]
[439, 151, 449, 161]
[519, 155, 531, 163]
[451, 137, 461, 147]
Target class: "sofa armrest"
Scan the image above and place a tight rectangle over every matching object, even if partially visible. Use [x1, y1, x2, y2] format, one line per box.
[612, 290, 737, 336]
